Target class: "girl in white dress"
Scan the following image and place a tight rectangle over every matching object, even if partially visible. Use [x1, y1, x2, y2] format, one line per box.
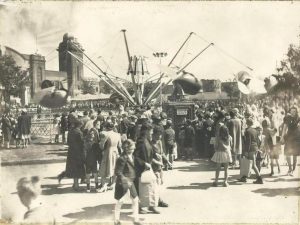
[211, 125, 232, 187]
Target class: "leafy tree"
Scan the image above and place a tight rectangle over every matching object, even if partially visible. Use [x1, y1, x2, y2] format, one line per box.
[0, 55, 30, 103]
[81, 79, 98, 94]
[221, 82, 240, 99]
[279, 44, 300, 77]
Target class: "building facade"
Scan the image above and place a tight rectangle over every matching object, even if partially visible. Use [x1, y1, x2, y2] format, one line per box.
[0, 33, 84, 105]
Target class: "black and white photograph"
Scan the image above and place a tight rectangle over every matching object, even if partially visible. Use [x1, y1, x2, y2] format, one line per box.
[0, 1, 299, 224]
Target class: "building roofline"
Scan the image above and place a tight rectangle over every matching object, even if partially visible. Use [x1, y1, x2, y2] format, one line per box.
[4, 46, 31, 61]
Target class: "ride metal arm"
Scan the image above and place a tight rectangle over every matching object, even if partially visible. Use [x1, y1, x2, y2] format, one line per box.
[69, 42, 135, 105]
[121, 30, 139, 103]
[67, 51, 136, 105]
[144, 42, 214, 105]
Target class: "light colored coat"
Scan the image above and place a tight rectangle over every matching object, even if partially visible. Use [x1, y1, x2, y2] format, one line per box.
[227, 118, 242, 155]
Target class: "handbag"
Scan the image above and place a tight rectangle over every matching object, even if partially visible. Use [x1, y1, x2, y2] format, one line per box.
[140, 168, 156, 184]
[210, 137, 216, 145]
[240, 157, 252, 177]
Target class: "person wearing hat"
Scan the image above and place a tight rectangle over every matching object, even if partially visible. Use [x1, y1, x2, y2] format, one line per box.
[99, 121, 122, 192]
[227, 109, 243, 168]
[152, 112, 168, 169]
[127, 115, 138, 141]
[1, 112, 12, 149]
[164, 120, 176, 169]
[60, 112, 69, 145]
[203, 113, 214, 159]
[17, 109, 31, 148]
[119, 113, 130, 141]
[65, 119, 86, 191]
[184, 119, 195, 160]
[239, 118, 263, 184]
[134, 123, 160, 214]
[114, 139, 141, 225]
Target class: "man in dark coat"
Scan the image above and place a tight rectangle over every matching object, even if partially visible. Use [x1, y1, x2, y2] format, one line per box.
[60, 113, 68, 144]
[184, 119, 195, 160]
[164, 120, 176, 169]
[239, 118, 263, 184]
[134, 123, 160, 214]
[114, 139, 140, 225]
[65, 119, 85, 191]
[127, 115, 138, 141]
[17, 109, 31, 148]
[203, 113, 214, 158]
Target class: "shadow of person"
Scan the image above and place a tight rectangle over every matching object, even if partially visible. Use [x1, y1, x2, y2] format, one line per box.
[167, 182, 213, 190]
[175, 160, 216, 172]
[63, 203, 135, 222]
[252, 187, 300, 197]
[265, 177, 300, 183]
[41, 184, 86, 195]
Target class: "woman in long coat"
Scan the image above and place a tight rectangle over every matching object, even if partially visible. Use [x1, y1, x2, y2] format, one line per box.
[84, 119, 101, 192]
[65, 119, 85, 191]
[280, 106, 300, 175]
[227, 109, 242, 168]
[17, 110, 31, 148]
[99, 122, 122, 192]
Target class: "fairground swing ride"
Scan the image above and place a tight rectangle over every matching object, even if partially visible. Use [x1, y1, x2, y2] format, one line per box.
[35, 30, 255, 109]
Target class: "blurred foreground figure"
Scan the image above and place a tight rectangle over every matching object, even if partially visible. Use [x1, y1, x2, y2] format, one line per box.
[16, 176, 55, 224]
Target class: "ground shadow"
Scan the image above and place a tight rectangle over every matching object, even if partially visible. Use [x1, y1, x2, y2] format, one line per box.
[252, 187, 300, 197]
[63, 203, 140, 222]
[265, 177, 300, 183]
[175, 160, 216, 172]
[46, 149, 67, 157]
[41, 184, 88, 195]
[34, 142, 64, 146]
[167, 182, 213, 190]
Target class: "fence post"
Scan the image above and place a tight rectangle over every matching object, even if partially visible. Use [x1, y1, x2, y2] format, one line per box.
[49, 109, 53, 143]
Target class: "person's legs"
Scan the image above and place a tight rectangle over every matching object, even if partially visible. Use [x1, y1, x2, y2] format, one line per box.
[276, 159, 281, 173]
[132, 196, 139, 222]
[270, 158, 274, 176]
[114, 198, 124, 223]
[224, 163, 229, 185]
[57, 171, 65, 184]
[99, 177, 108, 192]
[213, 163, 221, 185]
[252, 153, 263, 184]
[232, 153, 237, 167]
[86, 173, 91, 192]
[73, 178, 79, 190]
[292, 155, 297, 171]
[5, 140, 10, 149]
[62, 131, 66, 144]
[286, 155, 293, 173]
[55, 134, 59, 143]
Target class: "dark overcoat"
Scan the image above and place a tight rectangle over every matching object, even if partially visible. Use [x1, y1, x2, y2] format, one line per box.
[65, 127, 85, 178]
[18, 114, 31, 135]
[114, 152, 138, 200]
[134, 137, 154, 178]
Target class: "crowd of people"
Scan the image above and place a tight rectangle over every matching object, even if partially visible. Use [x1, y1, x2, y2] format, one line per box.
[1, 109, 31, 149]
[5, 97, 300, 224]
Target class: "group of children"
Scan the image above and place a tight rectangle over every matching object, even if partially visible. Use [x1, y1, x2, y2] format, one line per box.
[211, 116, 281, 187]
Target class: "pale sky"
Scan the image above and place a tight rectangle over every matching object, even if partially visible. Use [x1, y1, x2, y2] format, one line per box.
[1, 1, 300, 82]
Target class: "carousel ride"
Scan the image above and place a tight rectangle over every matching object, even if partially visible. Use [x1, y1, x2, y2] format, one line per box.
[34, 30, 259, 108]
